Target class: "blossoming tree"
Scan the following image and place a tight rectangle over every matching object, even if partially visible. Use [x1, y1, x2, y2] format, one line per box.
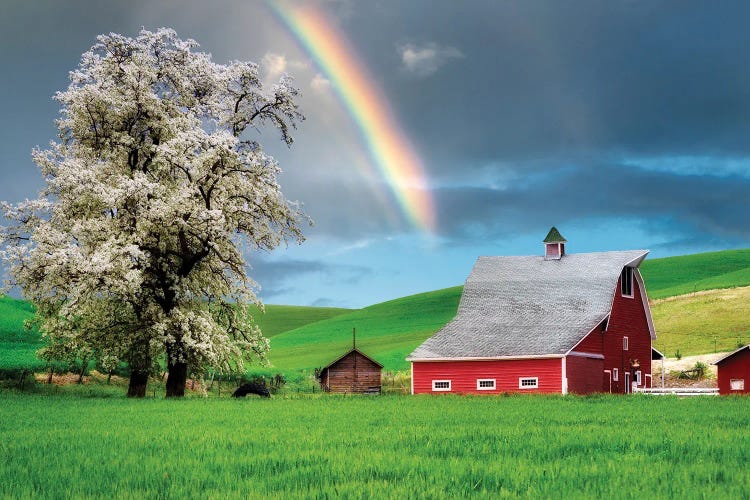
[1, 29, 307, 397]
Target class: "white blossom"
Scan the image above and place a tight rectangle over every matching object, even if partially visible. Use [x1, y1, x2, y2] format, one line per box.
[1, 28, 308, 386]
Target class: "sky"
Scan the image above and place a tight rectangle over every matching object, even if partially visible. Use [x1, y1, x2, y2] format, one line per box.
[1, 0, 750, 309]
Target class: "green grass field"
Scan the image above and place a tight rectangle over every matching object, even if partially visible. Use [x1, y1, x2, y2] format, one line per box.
[0, 393, 747, 498]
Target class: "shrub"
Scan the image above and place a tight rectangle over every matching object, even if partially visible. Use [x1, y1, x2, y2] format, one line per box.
[693, 361, 709, 380]
[674, 349, 682, 360]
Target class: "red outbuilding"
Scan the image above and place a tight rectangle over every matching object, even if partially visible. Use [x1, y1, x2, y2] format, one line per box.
[407, 227, 656, 395]
[712, 346, 750, 395]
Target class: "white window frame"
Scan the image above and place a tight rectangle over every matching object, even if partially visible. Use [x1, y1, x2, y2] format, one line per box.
[432, 380, 451, 392]
[518, 377, 539, 389]
[623, 337, 629, 351]
[476, 379, 496, 391]
[613, 368, 619, 381]
[635, 370, 642, 386]
[730, 379, 745, 391]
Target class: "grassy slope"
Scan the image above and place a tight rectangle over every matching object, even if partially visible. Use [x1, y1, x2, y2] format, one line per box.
[1, 394, 749, 498]
[4, 248, 750, 372]
[266, 249, 750, 372]
[651, 287, 750, 357]
[0, 297, 41, 371]
[267, 286, 463, 372]
[640, 248, 750, 299]
[0, 299, 350, 371]
[248, 304, 351, 338]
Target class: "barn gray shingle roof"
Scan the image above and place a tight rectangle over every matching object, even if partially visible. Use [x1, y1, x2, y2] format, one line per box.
[407, 250, 648, 360]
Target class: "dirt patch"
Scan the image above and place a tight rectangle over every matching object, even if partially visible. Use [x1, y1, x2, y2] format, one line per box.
[651, 352, 726, 388]
[649, 285, 750, 305]
[33, 370, 128, 386]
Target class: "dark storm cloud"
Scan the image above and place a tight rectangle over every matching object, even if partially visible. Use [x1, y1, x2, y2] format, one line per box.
[4, 0, 750, 248]
[340, 1, 750, 169]
[434, 162, 750, 246]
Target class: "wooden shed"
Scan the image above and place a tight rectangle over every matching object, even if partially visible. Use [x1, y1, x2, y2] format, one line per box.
[713, 345, 750, 395]
[318, 348, 383, 394]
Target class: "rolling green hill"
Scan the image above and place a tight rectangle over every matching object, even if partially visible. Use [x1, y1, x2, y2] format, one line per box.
[266, 248, 750, 372]
[640, 248, 750, 299]
[0, 300, 350, 371]
[268, 286, 463, 372]
[3, 248, 750, 374]
[247, 305, 351, 338]
[651, 287, 750, 357]
[0, 297, 41, 371]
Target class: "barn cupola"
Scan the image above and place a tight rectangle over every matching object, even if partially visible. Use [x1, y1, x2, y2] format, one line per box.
[543, 226, 567, 260]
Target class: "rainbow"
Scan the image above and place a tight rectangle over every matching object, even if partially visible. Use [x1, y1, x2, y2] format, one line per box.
[269, 2, 436, 233]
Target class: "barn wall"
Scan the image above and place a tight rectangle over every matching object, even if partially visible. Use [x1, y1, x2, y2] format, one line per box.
[566, 355, 604, 394]
[570, 326, 605, 355]
[327, 352, 381, 393]
[412, 358, 563, 395]
[717, 349, 750, 395]
[603, 270, 652, 393]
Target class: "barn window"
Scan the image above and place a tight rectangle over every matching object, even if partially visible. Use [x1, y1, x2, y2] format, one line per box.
[635, 370, 642, 385]
[623, 337, 629, 351]
[432, 380, 451, 392]
[477, 379, 496, 390]
[731, 379, 745, 391]
[613, 368, 619, 381]
[621, 267, 633, 297]
[519, 377, 539, 389]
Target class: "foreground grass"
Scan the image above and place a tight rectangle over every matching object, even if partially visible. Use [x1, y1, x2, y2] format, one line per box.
[0, 393, 748, 498]
[651, 286, 750, 357]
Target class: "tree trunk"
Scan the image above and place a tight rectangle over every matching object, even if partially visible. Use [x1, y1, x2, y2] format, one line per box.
[78, 357, 88, 384]
[166, 361, 188, 398]
[127, 369, 149, 398]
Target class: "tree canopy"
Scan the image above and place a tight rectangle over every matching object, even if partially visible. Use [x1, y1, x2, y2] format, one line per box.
[0, 28, 308, 396]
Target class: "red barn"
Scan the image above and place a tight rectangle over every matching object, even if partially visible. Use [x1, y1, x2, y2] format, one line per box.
[407, 227, 656, 395]
[713, 346, 750, 395]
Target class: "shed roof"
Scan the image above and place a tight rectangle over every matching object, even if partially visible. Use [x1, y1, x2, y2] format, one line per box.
[407, 250, 648, 360]
[712, 345, 750, 366]
[321, 348, 384, 370]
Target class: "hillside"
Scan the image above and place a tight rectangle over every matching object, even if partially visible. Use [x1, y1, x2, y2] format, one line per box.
[267, 287, 463, 372]
[248, 305, 351, 338]
[3, 248, 750, 374]
[266, 248, 750, 372]
[640, 248, 750, 299]
[0, 297, 41, 371]
[651, 286, 750, 357]
[0, 299, 350, 371]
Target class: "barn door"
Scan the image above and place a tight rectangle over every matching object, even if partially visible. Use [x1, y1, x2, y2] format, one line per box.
[624, 372, 631, 394]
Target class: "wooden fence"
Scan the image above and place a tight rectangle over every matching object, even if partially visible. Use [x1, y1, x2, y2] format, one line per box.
[633, 387, 719, 396]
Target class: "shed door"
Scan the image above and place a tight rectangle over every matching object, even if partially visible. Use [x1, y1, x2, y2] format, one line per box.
[624, 372, 631, 394]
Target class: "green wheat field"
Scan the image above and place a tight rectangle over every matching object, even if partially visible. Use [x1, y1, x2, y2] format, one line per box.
[1, 394, 748, 498]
